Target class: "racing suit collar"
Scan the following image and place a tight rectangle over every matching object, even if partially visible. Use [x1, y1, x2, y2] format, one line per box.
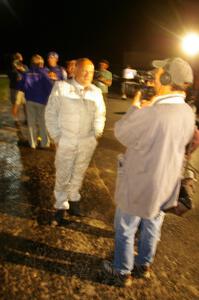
[72, 79, 92, 92]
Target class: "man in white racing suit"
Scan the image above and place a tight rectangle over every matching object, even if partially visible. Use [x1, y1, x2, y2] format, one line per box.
[45, 58, 106, 220]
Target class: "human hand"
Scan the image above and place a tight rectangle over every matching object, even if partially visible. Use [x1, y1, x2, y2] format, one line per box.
[48, 72, 58, 80]
[131, 91, 142, 108]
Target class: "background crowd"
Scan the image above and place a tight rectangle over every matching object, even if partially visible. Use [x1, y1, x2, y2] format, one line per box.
[7, 51, 112, 150]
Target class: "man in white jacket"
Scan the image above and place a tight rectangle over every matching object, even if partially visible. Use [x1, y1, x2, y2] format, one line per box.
[45, 58, 106, 220]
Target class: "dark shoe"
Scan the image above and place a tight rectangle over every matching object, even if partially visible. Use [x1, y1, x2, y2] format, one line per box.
[132, 264, 151, 279]
[52, 209, 66, 226]
[17, 140, 30, 147]
[21, 120, 28, 126]
[103, 260, 133, 287]
[68, 201, 81, 216]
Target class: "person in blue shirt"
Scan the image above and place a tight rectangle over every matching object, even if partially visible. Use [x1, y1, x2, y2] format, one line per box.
[45, 51, 67, 81]
[14, 54, 53, 149]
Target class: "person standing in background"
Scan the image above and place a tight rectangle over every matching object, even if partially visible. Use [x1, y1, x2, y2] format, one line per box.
[121, 65, 137, 100]
[65, 59, 76, 80]
[7, 52, 28, 121]
[13, 54, 53, 149]
[94, 59, 112, 102]
[46, 51, 67, 81]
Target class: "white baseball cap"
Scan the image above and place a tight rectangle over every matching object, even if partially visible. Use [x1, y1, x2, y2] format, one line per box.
[152, 57, 193, 85]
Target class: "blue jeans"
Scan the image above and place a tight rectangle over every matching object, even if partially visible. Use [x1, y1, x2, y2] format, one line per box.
[114, 207, 165, 275]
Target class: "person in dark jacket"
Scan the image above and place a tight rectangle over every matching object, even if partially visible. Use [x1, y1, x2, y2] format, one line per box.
[7, 52, 28, 106]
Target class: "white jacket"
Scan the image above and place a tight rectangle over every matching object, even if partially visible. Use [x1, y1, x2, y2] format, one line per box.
[45, 80, 106, 143]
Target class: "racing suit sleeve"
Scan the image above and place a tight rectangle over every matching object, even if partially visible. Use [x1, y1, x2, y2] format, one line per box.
[45, 82, 62, 143]
[94, 89, 106, 138]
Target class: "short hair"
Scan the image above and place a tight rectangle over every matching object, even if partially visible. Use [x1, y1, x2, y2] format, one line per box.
[30, 54, 44, 67]
[65, 59, 77, 64]
[13, 52, 22, 60]
[65, 59, 76, 67]
[47, 51, 59, 59]
[99, 59, 109, 66]
[76, 58, 93, 67]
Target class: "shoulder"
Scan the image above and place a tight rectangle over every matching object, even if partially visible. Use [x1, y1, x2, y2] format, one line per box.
[43, 67, 50, 73]
[52, 81, 78, 97]
[105, 70, 112, 78]
[105, 69, 112, 75]
[54, 65, 62, 72]
[22, 65, 29, 72]
[90, 83, 103, 94]
[53, 80, 71, 91]
[184, 101, 195, 112]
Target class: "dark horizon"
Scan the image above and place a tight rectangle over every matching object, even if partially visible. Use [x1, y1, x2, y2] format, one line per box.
[1, 0, 199, 73]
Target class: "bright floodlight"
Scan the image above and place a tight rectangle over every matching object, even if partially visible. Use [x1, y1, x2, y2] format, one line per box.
[182, 33, 199, 56]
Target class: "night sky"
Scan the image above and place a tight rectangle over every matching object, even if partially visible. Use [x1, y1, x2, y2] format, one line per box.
[1, 0, 199, 72]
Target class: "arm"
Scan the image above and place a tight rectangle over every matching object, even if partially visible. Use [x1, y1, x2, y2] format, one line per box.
[61, 67, 68, 80]
[13, 61, 27, 73]
[96, 70, 112, 87]
[114, 105, 151, 147]
[45, 82, 62, 144]
[186, 126, 199, 156]
[97, 76, 112, 87]
[94, 90, 106, 138]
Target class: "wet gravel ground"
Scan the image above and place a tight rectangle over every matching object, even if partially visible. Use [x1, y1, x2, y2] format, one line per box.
[0, 100, 115, 300]
[0, 94, 199, 300]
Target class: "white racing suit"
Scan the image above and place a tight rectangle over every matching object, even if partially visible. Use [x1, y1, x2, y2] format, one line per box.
[45, 79, 106, 209]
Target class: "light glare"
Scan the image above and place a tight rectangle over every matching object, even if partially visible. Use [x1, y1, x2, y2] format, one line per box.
[182, 33, 199, 56]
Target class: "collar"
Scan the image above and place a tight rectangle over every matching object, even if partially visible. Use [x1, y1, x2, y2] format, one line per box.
[72, 79, 84, 90]
[71, 79, 92, 92]
[153, 93, 186, 105]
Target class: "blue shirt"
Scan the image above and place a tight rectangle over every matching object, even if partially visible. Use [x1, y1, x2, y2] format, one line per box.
[44, 66, 66, 80]
[17, 67, 53, 105]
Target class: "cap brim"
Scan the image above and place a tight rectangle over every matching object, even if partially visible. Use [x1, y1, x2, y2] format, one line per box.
[152, 59, 169, 68]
